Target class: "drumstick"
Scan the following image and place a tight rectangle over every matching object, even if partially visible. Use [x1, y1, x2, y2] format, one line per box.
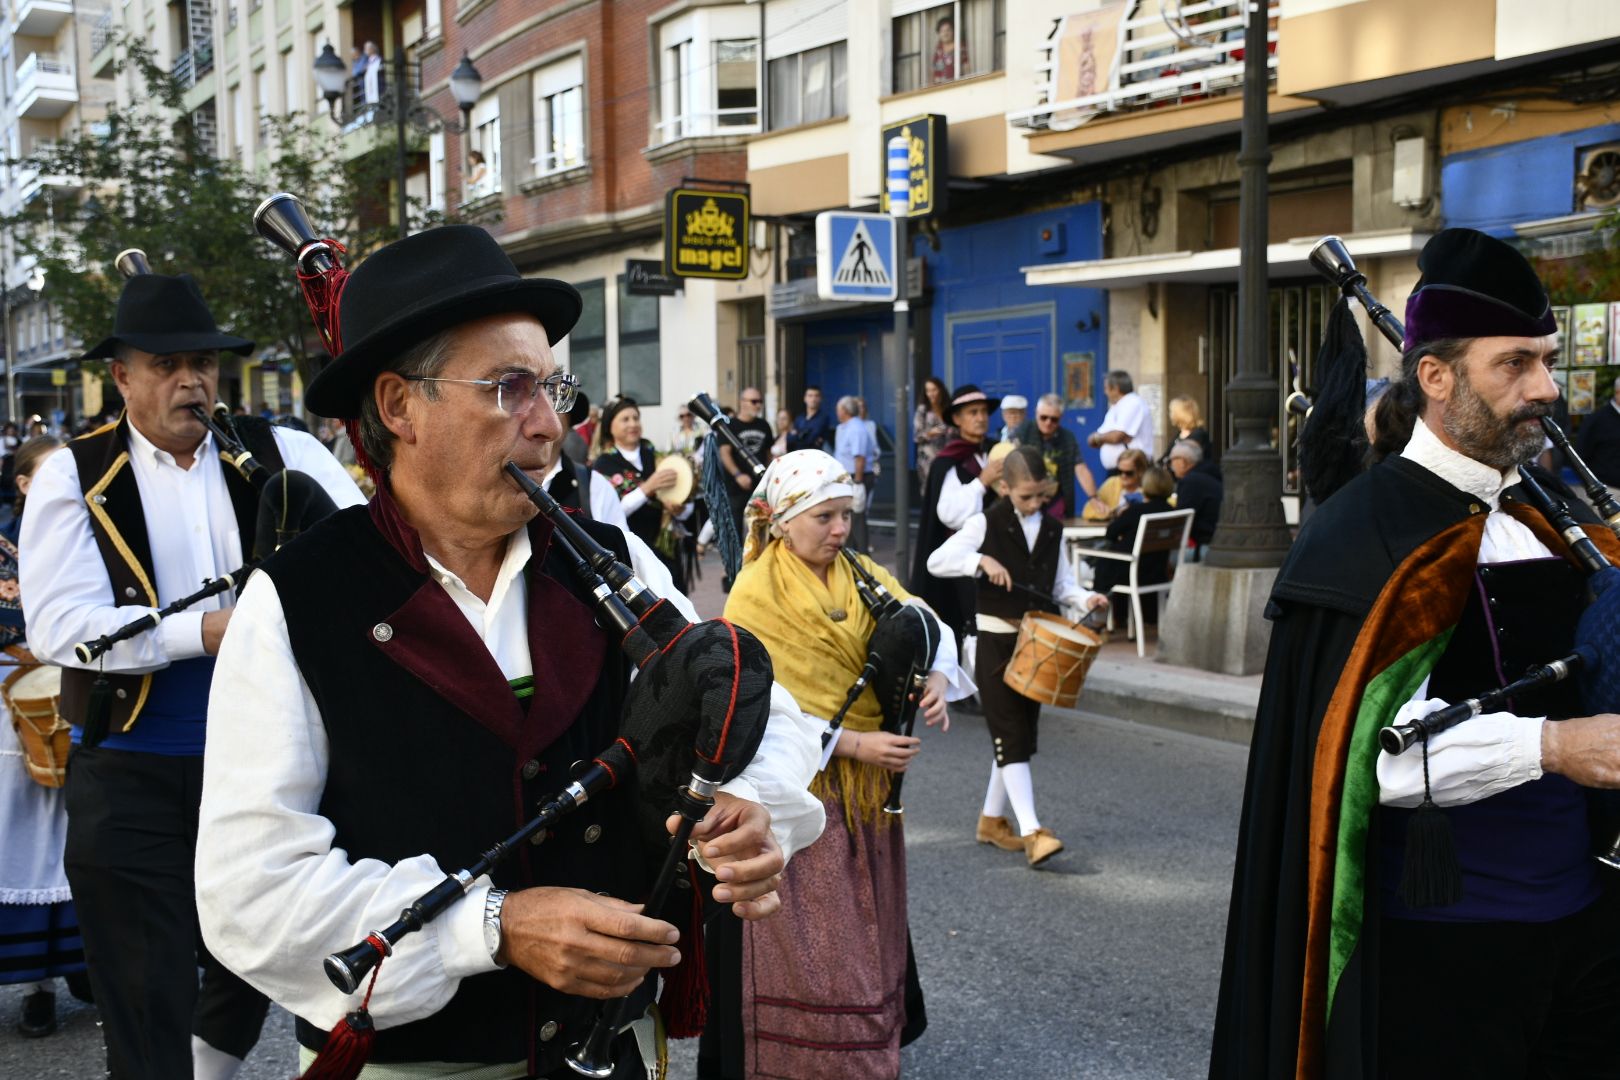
[975, 573, 1109, 631]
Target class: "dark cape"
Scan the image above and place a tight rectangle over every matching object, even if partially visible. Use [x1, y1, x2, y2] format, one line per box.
[1209, 455, 1620, 1080]
[908, 437, 992, 637]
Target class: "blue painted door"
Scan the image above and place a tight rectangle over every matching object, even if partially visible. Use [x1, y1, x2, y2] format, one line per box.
[949, 312, 1053, 432]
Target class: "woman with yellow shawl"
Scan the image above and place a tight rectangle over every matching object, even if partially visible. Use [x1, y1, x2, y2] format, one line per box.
[703, 449, 972, 1080]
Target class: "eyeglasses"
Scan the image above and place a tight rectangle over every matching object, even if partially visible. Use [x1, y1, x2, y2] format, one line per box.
[407, 370, 580, 415]
[742, 396, 762, 404]
[1036, 414, 1061, 423]
[1118, 468, 1138, 477]
[677, 412, 692, 420]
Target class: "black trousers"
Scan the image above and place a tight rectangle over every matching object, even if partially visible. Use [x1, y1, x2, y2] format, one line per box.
[976, 630, 1040, 765]
[1378, 889, 1620, 1079]
[63, 746, 269, 1080]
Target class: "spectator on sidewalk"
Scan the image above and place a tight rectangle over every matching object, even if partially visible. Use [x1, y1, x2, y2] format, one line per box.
[718, 388, 773, 544]
[1168, 439, 1222, 555]
[998, 396, 1027, 443]
[834, 396, 878, 553]
[787, 386, 835, 453]
[1162, 395, 1214, 468]
[1015, 393, 1091, 520]
[1575, 379, 1620, 492]
[1087, 371, 1155, 474]
[914, 375, 954, 487]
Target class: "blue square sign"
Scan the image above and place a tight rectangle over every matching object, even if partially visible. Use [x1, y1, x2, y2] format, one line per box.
[816, 212, 897, 302]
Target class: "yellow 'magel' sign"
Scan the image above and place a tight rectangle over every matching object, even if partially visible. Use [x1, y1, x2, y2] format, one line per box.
[664, 188, 750, 280]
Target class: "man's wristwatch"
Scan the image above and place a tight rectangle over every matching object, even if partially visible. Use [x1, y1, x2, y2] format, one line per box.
[483, 888, 509, 962]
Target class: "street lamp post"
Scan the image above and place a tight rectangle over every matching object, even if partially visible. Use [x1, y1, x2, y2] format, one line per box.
[1202, 0, 1291, 569]
[311, 42, 482, 241]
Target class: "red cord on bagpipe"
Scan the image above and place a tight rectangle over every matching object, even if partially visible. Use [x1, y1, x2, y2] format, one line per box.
[296, 934, 386, 1080]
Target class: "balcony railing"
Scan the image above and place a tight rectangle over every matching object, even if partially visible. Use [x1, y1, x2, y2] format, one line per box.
[334, 63, 426, 133]
[15, 52, 78, 118]
[652, 106, 761, 145]
[11, 0, 73, 38]
[172, 39, 216, 90]
[1008, 0, 1278, 132]
[90, 9, 115, 56]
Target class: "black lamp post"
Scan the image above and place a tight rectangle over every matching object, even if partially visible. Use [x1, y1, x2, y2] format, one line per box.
[312, 40, 482, 241]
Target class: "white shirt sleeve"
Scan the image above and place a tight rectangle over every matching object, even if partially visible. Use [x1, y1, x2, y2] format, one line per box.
[272, 429, 369, 509]
[927, 513, 988, 579]
[196, 573, 497, 1033]
[620, 486, 650, 517]
[1053, 551, 1102, 615]
[902, 597, 974, 701]
[588, 473, 631, 532]
[20, 448, 203, 673]
[936, 467, 987, 532]
[1375, 693, 1545, 807]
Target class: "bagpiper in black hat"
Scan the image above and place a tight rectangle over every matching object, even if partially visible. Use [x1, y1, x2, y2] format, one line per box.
[80, 274, 255, 360]
[1402, 228, 1558, 351]
[304, 224, 582, 419]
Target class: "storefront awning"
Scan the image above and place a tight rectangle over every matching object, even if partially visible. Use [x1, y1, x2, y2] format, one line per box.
[1021, 228, 1431, 290]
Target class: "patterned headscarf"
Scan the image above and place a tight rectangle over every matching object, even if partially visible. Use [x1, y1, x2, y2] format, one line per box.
[741, 449, 855, 563]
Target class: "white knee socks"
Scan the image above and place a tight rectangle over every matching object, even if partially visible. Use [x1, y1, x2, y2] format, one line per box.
[981, 759, 1008, 818]
[1001, 761, 1041, 835]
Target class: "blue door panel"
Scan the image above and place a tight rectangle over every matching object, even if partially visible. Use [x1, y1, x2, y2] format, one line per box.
[949, 313, 1053, 431]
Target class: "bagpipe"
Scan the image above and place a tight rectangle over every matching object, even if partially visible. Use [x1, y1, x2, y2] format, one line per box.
[693, 392, 943, 813]
[256, 196, 776, 1080]
[1310, 236, 1620, 874]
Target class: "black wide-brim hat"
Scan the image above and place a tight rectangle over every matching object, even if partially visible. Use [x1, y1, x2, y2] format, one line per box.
[306, 224, 583, 418]
[949, 384, 1001, 417]
[80, 273, 255, 360]
[1403, 228, 1557, 351]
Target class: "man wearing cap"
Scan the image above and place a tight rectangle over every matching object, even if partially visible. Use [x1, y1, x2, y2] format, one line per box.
[18, 273, 364, 1080]
[909, 384, 1002, 639]
[1212, 229, 1620, 1079]
[998, 395, 1027, 443]
[194, 225, 823, 1079]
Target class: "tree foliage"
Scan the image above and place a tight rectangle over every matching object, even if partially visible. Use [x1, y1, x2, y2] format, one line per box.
[6, 36, 450, 385]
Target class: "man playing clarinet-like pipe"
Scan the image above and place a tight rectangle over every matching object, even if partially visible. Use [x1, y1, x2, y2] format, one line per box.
[1212, 229, 1620, 1080]
[195, 225, 824, 1079]
[20, 272, 364, 1080]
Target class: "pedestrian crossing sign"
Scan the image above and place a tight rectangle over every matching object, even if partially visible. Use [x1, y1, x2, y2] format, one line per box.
[816, 211, 898, 302]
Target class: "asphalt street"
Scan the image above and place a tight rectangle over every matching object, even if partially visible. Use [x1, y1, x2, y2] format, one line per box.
[0, 698, 1245, 1079]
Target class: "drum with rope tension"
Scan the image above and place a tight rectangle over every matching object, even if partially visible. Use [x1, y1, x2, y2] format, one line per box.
[4, 654, 69, 788]
[1002, 611, 1102, 708]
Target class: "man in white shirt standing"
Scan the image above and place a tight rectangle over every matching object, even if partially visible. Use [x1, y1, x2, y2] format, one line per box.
[19, 273, 365, 1080]
[194, 225, 823, 1079]
[1087, 370, 1154, 474]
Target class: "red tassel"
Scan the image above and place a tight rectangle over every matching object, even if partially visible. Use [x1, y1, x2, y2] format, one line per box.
[298, 935, 383, 1080]
[657, 863, 709, 1039]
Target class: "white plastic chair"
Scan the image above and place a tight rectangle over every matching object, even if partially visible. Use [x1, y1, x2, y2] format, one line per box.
[1087, 509, 1195, 657]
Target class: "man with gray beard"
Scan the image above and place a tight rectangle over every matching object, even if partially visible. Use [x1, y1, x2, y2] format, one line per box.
[1213, 229, 1620, 1080]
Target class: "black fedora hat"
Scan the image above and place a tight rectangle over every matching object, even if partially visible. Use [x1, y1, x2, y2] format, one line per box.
[948, 384, 1001, 417]
[80, 274, 255, 360]
[305, 225, 583, 418]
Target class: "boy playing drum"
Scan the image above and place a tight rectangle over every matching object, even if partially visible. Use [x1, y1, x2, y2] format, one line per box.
[926, 446, 1108, 866]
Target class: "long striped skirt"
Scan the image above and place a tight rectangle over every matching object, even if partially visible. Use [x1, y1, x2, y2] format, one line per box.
[742, 796, 915, 1079]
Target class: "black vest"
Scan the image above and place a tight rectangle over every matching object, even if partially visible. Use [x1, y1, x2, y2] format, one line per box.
[592, 443, 661, 547]
[975, 499, 1062, 621]
[59, 415, 280, 734]
[264, 502, 656, 1071]
[546, 451, 595, 520]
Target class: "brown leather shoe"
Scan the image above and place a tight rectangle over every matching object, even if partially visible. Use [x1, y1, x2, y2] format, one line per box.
[1023, 827, 1065, 867]
[976, 815, 1023, 851]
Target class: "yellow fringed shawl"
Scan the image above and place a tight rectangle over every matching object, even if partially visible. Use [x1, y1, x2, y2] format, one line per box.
[724, 540, 916, 827]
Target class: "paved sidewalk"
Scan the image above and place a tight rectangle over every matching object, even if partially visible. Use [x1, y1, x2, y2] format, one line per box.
[683, 526, 1261, 746]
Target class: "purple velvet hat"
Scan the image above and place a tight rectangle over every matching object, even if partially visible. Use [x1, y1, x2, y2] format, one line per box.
[1402, 228, 1557, 351]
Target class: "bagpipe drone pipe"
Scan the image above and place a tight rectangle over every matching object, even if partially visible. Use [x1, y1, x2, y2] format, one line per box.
[257, 195, 775, 1080]
[1309, 235, 1620, 873]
